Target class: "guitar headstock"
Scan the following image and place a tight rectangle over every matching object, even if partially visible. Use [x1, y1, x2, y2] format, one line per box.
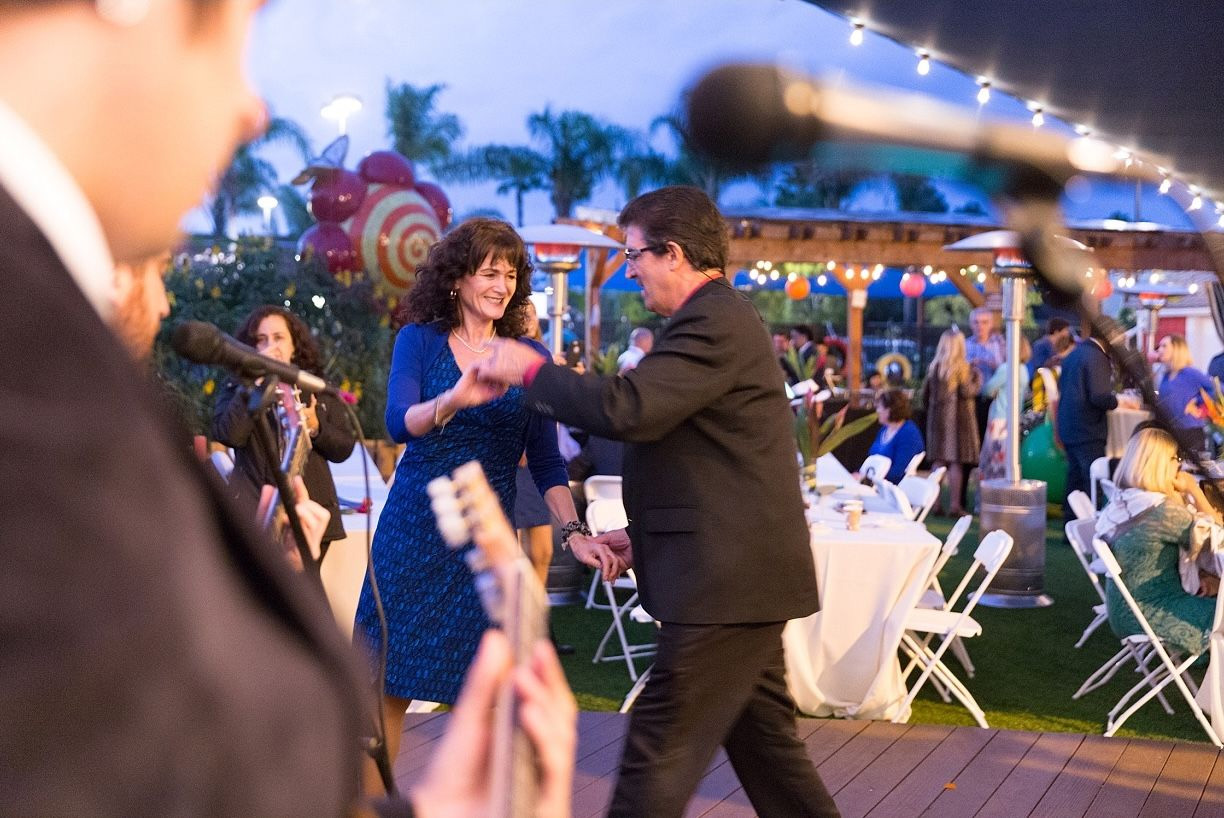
[428, 461, 521, 569]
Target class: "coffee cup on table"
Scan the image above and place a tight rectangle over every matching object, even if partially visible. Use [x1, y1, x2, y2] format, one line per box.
[841, 499, 864, 531]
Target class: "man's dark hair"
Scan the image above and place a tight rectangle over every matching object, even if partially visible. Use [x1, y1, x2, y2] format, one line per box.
[791, 324, 815, 343]
[1046, 317, 1070, 335]
[876, 388, 912, 421]
[617, 186, 728, 272]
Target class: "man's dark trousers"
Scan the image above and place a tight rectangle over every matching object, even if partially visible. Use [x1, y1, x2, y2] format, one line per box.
[608, 621, 840, 818]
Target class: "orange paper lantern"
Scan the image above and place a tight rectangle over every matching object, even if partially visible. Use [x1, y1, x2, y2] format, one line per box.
[785, 276, 811, 300]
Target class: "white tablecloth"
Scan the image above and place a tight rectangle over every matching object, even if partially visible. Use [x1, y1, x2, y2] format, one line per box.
[1106, 408, 1153, 459]
[784, 506, 940, 721]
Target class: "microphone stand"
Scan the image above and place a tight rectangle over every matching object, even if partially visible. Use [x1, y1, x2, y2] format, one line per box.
[1005, 191, 1224, 508]
[245, 377, 318, 579]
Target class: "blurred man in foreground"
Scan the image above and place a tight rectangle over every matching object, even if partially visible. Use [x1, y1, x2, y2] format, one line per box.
[0, 2, 572, 815]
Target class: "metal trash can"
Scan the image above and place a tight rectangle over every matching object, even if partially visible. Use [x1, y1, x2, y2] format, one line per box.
[977, 477, 1053, 608]
[546, 533, 586, 606]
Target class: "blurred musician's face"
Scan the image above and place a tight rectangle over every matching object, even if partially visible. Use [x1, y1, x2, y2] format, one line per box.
[255, 314, 295, 364]
[111, 254, 171, 361]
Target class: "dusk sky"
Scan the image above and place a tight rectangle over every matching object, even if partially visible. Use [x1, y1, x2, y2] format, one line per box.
[199, 0, 1192, 235]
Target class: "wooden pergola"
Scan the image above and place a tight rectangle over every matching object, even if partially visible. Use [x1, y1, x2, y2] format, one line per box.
[570, 211, 1216, 389]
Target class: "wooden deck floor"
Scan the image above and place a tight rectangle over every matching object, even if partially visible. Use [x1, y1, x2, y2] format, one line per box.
[396, 712, 1224, 817]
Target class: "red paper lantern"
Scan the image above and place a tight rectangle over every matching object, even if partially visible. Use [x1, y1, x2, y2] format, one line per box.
[899, 271, 927, 298]
[356, 150, 416, 187]
[1092, 275, 1113, 301]
[785, 276, 811, 300]
[414, 181, 453, 230]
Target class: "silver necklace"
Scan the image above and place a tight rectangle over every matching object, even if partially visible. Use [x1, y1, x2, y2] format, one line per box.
[451, 327, 495, 355]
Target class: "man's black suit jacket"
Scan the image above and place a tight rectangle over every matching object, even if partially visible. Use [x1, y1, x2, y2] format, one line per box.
[0, 187, 365, 816]
[526, 278, 819, 624]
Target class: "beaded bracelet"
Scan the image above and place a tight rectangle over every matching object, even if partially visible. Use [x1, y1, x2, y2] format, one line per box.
[560, 520, 592, 549]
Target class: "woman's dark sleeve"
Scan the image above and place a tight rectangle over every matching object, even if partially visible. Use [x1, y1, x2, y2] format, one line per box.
[309, 390, 357, 463]
[212, 378, 255, 448]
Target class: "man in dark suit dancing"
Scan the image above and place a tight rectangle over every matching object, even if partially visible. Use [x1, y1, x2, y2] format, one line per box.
[478, 186, 840, 817]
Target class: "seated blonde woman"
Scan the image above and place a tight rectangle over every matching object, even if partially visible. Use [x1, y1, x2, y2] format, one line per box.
[1095, 426, 1222, 657]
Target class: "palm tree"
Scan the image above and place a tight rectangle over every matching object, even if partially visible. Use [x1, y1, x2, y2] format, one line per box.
[613, 132, 669, 203]
[773, 162, 869, 209]
[436, 145, 548, 226]
[525, 107, 630, 219]
[208, 116, 311, 237]
[384, 81, 463, 171]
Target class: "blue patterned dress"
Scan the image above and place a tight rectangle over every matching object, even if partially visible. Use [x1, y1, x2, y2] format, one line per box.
[354, 343, 533, 704]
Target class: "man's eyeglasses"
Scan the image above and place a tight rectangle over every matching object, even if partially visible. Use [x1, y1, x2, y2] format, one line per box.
[624, 244, 667, 263]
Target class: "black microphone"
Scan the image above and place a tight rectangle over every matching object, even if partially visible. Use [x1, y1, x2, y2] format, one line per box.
[685, 63, 1127, 187]
[171, 320, 330, 394]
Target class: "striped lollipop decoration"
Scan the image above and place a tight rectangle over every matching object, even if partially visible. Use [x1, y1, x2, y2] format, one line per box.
[341, 183, 442, 294]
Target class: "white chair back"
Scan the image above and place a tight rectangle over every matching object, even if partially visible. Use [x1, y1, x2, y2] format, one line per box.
[1089, 457, 1111, 508]
[1068, 490, 1096, 520]
[583, 475, 623, 503]
[876, 479, 913, 518]
[586, 498, 628, 535]
[904, 451, 926, 476]
[860, 454, 892, 483]
[899, 475, 940, 522]
[928, 465, 947, 485]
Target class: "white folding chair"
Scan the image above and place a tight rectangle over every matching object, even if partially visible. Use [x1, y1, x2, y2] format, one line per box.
[585, 499, 655, 680]
[583, 474, 622, 503]
[904, 451, 926, 476]
[1068, 489, 1096, 521]
[1090, 538, 1222, 746]
[860, 453, 892, 484]
[912, 515, 976, 688]
[1100, 477, 1118, 503]
[899, 474, 940, 523]
[1089, 457, 1111, 509]
[896, 530, 1014, 728]
[583, 498, 629, 609]
[1065, 517, 1109, 648]
[867, 479, 913, 518]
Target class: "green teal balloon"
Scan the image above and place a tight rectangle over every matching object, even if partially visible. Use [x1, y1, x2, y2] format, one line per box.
[1021, 421, 1066, 497]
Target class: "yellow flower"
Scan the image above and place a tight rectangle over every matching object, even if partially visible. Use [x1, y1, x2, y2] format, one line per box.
[209, 286, 221, 299]
[340, 379, 352, 393]
[203, 378, 215, 396]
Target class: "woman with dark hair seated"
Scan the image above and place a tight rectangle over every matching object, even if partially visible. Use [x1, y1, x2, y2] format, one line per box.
[854, 388, 924, 485]
[212, 305, 356, 561]
[1095, 426, 1221, 657]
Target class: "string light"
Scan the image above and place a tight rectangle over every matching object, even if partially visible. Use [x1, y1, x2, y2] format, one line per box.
[1159, 175, 1172, 194]
[1074, 124, 1093, 136]
[1190, 193, 1203, 211]
[1031, 107, 1044, 128]
[916, 51, 930, 75]
[849, 21, 864, 46]
[976, 80, 991, 105]
[816, 274, 828, 286]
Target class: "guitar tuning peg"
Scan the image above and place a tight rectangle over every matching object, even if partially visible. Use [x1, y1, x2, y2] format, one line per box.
[436, 515, 468, 548]
[464, 549, 489, 573]
[472, 570, 505, 624]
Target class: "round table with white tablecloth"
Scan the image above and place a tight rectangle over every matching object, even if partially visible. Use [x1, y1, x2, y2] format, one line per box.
[783, 503, 940, 722]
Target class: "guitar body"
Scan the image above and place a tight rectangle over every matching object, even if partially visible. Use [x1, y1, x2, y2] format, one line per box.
[428, 461, 548, 818]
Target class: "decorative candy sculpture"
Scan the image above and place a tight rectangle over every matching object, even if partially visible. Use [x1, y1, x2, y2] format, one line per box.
[294, 137, 451, 296]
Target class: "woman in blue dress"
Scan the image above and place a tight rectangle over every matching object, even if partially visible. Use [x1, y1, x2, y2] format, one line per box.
[1156, 334, 1213, 436]
[353, 219, 615, 788]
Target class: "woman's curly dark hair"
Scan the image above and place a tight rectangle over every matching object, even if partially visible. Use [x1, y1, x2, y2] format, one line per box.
[234, 305, 323, 376]
[394, 217, 533, 337]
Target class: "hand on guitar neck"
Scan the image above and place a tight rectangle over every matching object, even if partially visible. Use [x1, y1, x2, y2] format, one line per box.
[423, 461, 577, 818]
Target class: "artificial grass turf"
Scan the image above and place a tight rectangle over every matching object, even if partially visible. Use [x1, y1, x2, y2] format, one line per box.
[554, 515, 1217, 744]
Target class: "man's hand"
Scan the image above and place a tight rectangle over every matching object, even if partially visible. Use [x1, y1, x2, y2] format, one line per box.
[567, 531, 625, 581]
[594, 528, 633, 570]
[474, 338, 547, 387]
[410, 631, 576, 818]
[1116, 393, 1142, 410]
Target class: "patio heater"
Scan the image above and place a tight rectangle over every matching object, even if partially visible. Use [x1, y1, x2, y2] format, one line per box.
[1113, 277, 1197, 356]
[944, 231, 1085, 608]
[515, 223, 625, 605]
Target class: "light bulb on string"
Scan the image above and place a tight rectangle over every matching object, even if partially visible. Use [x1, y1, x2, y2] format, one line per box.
[849, 21, 864, 46]
[1031, 108, 1044, 128]
[976, 80, 991, 105]
[1159, 176, 1172, 195]
[916, 51, 930, 75]
[1074, 124, 1093, 137]
[1190, 193, 1204, 211]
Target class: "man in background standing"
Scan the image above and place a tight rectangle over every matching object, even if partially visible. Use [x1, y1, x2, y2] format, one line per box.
[617, 325, 655, 373]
